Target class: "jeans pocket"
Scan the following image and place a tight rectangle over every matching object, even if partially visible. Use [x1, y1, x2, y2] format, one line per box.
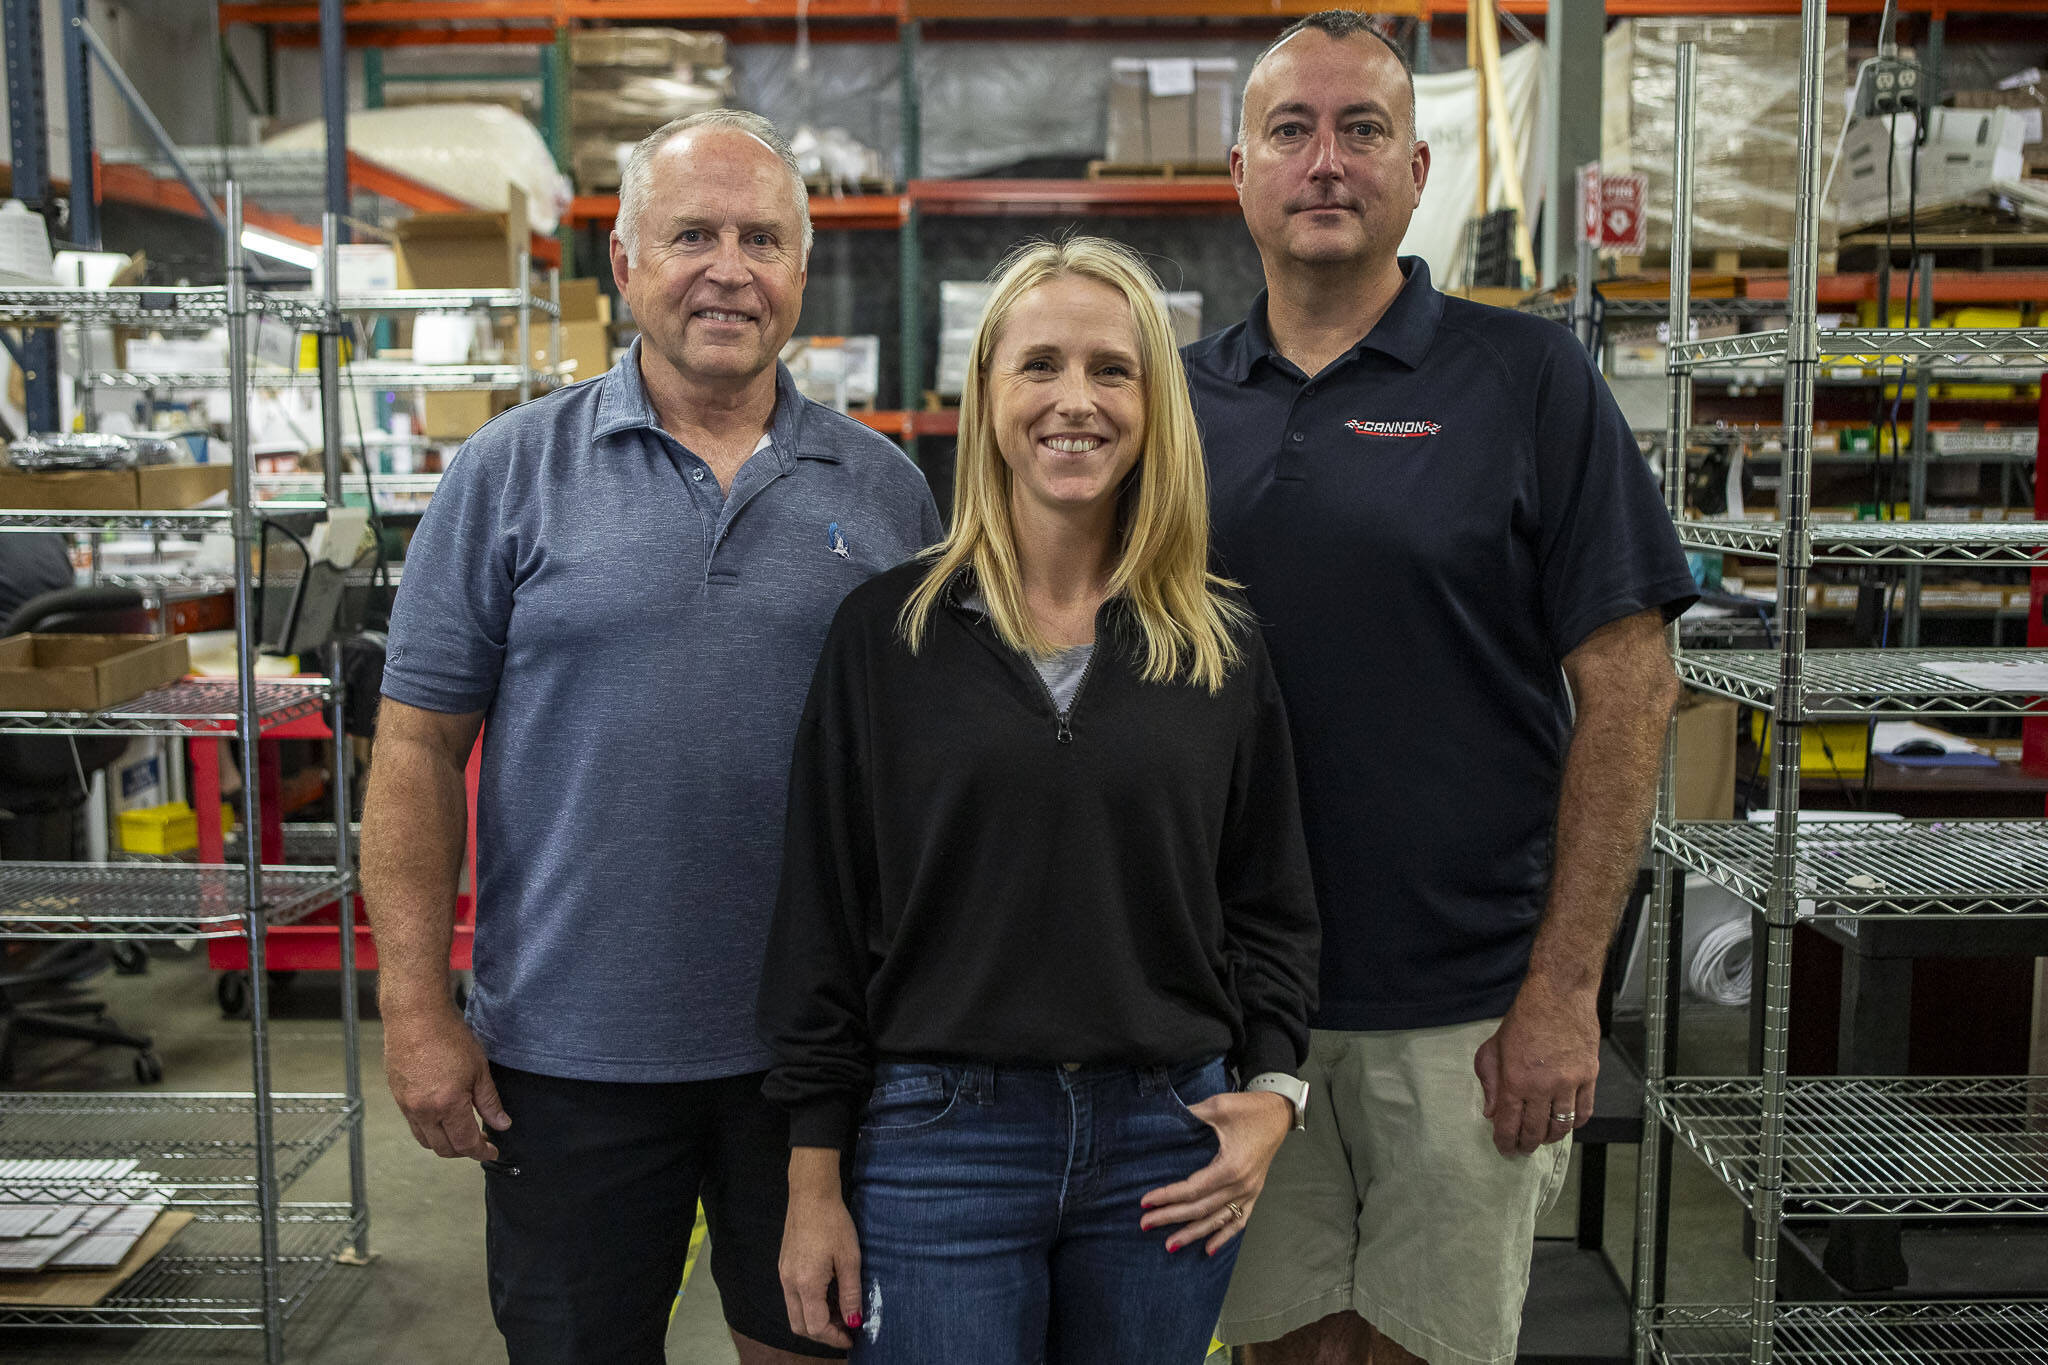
[1162, 1058, 1230, 1133]
[858, 1065, 963, 1140]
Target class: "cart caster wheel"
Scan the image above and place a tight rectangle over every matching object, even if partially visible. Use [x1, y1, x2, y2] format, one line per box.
[450, 973, 471, 1011]
[111, 941, 149, 975]
[133, 1052, 163, 1085]
[217, 972, 250, 1020]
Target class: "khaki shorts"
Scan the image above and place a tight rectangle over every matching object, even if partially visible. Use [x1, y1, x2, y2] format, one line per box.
[1217, 1019, 1572, 1365]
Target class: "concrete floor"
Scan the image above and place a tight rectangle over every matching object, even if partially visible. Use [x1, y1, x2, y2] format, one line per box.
[0, 946, 1762, 1364]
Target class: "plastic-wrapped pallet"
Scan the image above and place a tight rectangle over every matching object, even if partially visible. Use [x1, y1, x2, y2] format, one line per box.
[570, 27, 733, 193]
[1602, 17, 1849, 256]
[935, 283, 1201, 398]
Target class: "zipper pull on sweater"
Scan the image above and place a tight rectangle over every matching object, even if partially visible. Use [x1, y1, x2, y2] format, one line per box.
[1057, 718, 1073, 744]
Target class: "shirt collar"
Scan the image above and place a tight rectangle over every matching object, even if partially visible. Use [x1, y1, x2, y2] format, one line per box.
[592, 337, 814, 469]
[1224, 255, 1443, 381]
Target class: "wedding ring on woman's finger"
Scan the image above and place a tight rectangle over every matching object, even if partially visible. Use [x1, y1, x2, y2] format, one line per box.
[1225, 1201, 1245, 1223]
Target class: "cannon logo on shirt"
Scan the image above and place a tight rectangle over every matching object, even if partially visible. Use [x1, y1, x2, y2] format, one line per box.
[1345, 419, 1442, 439]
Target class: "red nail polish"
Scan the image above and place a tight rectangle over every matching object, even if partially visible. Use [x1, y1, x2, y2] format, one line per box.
[846, 1313, 862, 1329]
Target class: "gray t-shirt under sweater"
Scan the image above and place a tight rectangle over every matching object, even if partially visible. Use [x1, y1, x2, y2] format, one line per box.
[962, 589, 1094, 714]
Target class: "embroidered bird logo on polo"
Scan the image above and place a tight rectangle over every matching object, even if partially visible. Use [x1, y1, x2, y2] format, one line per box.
[827, 522, 851, 559]
[1345, 419, 1443, 440]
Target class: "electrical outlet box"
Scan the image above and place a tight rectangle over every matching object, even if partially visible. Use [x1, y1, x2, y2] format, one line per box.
[1859, 58, 1922, 118]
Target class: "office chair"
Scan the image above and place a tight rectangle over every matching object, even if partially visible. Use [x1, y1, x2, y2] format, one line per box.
[0, 585, 162, 1082]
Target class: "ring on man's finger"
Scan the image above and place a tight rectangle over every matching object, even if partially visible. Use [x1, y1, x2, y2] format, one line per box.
[1550, 1110, 1577, 1125]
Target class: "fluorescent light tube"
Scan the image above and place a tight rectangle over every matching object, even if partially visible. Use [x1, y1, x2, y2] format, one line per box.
[239, 228, 318, 270]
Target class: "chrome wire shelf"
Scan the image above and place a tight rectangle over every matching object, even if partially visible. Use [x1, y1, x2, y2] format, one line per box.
[1676, 649, 2048, 718]
[0, 286, 330, 328]
[1655, 819, 2048, 920]
[1676, 520, 2048, 566]
[0, 1207, 365, 1329]
[329, 288, 558, 317]
[1672, 327, 2048, 371]
[1648, 1301, 2048, 1364]
[1657, 1078, 2048, 1218]
[0, 509, 230, 533]
[1680, 614, 1776, 648]
[255, 471, 443, 500]
[0, 1094, 357, 1209]
[1692, 367, 2043, 389]
[1524, 297, 1791, 324]
[87, 364, 563, 392]
[0, 679, 328, 736]
[227, 822, 359, 868]
[99, 564, 401, 596]
[0, 864, 351, 939]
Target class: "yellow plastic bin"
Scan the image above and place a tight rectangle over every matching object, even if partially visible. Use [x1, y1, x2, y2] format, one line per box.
[118, 801, 233, 856]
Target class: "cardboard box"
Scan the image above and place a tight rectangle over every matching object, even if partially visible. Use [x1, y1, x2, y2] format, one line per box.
[418, 390, 512, 440]
[520, 280, 614, 384]
[0, 464, 231, 511]
[393, 187, 529, 291]
[1104, 58, 1236, 166]
[1672, 690, 1738, 820]
[0, 634, 191, 712]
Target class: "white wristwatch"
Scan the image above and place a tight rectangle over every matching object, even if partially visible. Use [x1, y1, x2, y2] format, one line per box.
[1244, 1072, 1310, 1131]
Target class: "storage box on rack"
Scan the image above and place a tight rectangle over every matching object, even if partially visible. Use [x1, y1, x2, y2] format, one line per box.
[1602, 18, 1848, 254]
[0, 634, 190, 712]
[392, 187, 529, 291]
[1105, 58, 1237, 166]
[1672, 690, 1738, 820]
[0, 463, 231, 511]
[117, 800, 234, 856]
[544, 278, 615, 383]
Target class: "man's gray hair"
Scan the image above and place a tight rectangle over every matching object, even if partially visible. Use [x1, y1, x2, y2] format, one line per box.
[1237, 10, 1418, 145]
[614, 109, 814, 264]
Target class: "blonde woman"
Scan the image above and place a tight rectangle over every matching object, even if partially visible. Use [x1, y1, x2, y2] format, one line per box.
[758, 237, 1320, 1363]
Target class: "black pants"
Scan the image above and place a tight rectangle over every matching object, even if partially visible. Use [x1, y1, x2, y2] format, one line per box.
[483, 1063, 842, 1364]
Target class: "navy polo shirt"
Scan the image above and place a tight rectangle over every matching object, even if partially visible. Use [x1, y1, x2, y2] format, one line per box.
[383, 342, 942, 1082]
[1184, 258, 1696, 1032]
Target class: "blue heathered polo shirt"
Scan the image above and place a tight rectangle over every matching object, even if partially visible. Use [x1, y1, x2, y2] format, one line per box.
[382, 342, 942, 1082]
[1184, 258, 1697, 1033]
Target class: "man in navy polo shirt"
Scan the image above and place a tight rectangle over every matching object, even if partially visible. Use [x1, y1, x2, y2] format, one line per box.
[1185, 14, 1695, 1365]
[362, 110, 939, 1364]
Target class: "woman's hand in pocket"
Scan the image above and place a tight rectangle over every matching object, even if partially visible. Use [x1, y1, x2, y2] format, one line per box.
[1139, 1090, 1293, 1255]
[780, 1147, 863, 1349]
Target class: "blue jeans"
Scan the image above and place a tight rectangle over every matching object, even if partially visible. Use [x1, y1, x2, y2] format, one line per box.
[846, 1057, 1236, 1364]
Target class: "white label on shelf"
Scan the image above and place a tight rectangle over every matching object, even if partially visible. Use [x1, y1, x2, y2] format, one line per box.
[1922, 658, 2048, 691]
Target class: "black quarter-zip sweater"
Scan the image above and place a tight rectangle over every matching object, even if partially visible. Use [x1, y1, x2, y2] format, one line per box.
[758, 560, 1322, 1150]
